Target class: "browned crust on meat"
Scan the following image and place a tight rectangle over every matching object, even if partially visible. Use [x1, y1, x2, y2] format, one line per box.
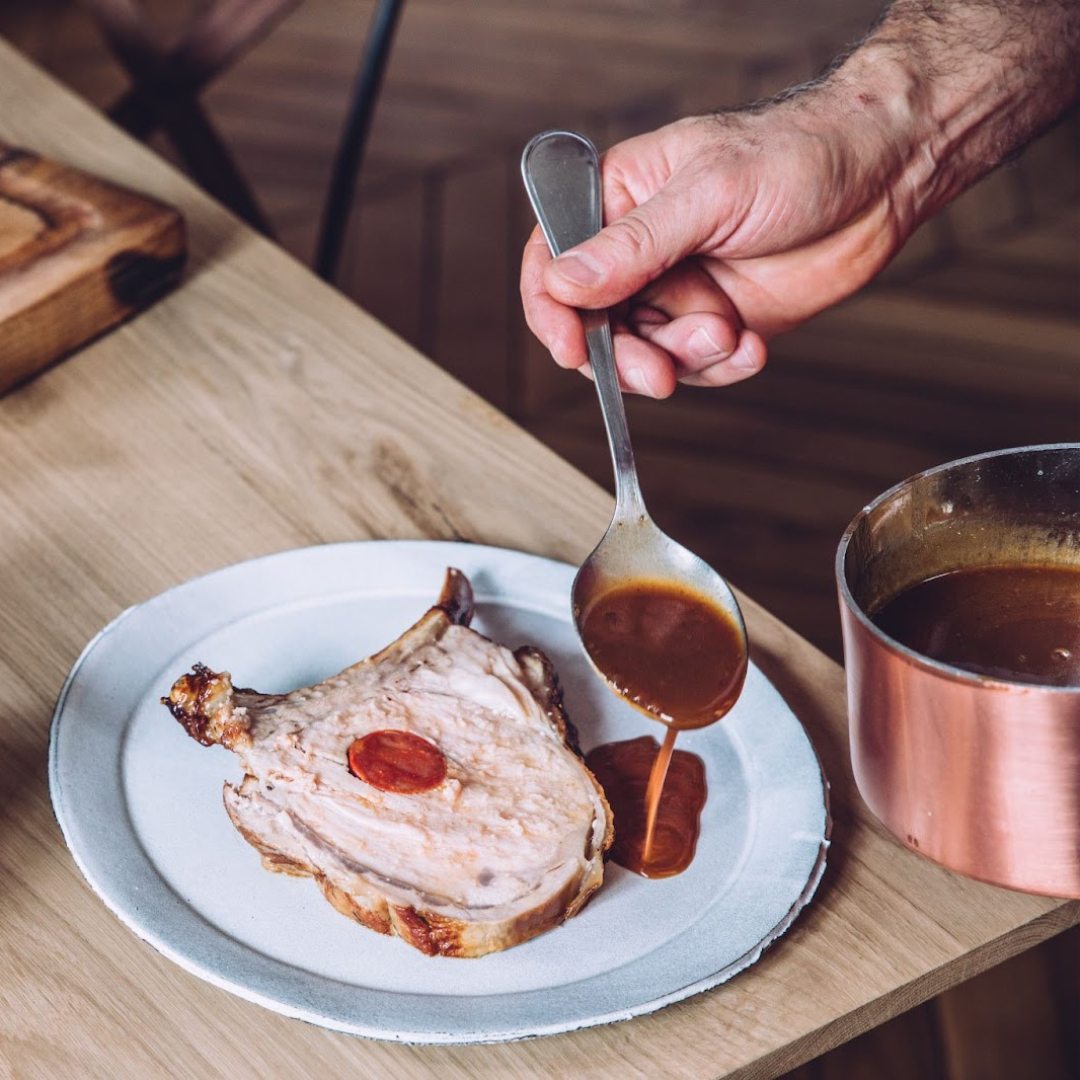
[222, 779, 311, 877]
[435, 567, 473, 626]
[162, 664, 252, 749]
[389, 905, 444, 955]
[313, 855, 605, 959]
[320, 877, 394, 937]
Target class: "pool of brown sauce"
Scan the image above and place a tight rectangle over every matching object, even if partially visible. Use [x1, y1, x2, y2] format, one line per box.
[872, 564, 1080, 687]
[580, 579, 747, 878]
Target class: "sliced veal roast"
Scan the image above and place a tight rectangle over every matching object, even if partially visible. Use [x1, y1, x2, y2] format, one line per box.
[164, 568, 612, 957]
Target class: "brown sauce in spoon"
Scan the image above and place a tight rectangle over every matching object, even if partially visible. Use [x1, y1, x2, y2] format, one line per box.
[580, 579, 747, 877]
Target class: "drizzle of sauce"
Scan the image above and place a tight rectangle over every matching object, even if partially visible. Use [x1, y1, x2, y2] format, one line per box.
[580, 579, 747, 877]
[585, 734, 706, 878]
[873, 564, 1080, 687]
[347, 729, 447, 793]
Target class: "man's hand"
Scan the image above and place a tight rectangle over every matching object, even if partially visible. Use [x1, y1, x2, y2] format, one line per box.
[521, 103, 909, 397]
[520, 0, 1079, 398]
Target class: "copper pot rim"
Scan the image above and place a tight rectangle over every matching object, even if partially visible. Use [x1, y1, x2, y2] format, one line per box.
[835, 442, 1080, 696]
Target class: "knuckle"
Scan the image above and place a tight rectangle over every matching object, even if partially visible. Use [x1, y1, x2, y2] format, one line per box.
[606, 213, 661, 264]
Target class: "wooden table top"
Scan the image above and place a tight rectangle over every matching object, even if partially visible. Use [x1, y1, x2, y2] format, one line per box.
[0, 37, 1075, 1080]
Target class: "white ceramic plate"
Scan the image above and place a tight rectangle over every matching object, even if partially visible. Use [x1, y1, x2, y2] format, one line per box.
[50, 540, 829, 1044]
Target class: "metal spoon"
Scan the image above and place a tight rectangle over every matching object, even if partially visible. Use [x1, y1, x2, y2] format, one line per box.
[521, 130, 748, 725]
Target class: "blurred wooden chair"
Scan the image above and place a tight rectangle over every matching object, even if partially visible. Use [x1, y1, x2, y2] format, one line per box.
[81, 0, 405, 282]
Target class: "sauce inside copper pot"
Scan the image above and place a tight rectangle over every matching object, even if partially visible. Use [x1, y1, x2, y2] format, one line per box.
[580, 580, 747, 877]
[872, 564, 1080, 687]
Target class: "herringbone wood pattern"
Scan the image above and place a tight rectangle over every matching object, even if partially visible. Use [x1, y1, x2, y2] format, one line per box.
[2, 1, 1077, 1076]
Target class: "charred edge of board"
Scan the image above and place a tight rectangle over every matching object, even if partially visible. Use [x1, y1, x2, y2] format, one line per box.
[106, 248, 187, 310]
[0, 146, 32, 170]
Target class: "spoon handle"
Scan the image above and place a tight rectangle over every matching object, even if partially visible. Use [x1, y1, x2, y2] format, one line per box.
[521, 130, 645, 518]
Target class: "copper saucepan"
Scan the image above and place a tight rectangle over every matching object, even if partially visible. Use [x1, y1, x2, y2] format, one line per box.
[836, 444, 1080, 898]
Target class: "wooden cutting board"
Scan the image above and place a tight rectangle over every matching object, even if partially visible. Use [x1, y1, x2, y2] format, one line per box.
[0, 141, 186, 394]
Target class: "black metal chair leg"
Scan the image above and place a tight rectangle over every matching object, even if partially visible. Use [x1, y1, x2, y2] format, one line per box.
[315, 0, 406, 283]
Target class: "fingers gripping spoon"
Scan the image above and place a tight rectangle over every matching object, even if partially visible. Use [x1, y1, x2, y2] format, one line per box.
[522, 131, 749, 870]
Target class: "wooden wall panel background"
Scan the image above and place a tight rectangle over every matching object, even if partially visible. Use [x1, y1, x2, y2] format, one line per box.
[1, 1, 1077, 1076]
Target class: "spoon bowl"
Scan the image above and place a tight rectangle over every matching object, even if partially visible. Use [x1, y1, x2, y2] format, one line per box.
[572, 512, 747, 638]
[522, 130, 748, 729]
[572, 511, 748, 730]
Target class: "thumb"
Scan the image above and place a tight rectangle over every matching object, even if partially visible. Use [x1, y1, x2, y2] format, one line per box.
[544, 179, 711, 309]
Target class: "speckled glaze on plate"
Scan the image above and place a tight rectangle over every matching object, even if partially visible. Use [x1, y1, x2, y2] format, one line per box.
[50, 541, 830, 1044]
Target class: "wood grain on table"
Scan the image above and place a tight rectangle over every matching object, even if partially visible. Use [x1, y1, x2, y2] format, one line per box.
[0, 36, 1075, 1080]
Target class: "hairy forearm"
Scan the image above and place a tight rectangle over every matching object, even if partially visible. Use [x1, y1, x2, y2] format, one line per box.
[834, 0, 1080, 226]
